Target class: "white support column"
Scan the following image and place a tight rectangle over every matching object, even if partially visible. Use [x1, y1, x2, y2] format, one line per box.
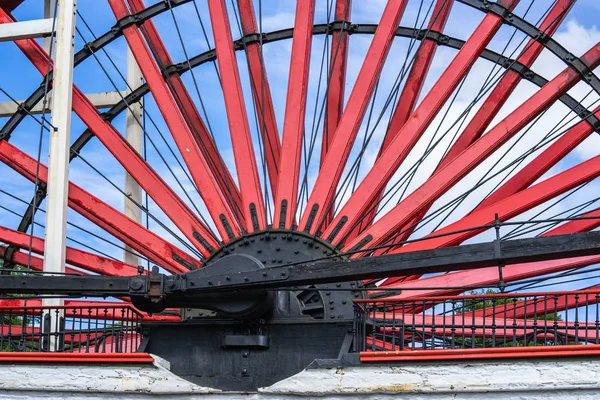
[43, 0, 57, 54]
[124, 48, 143, 266]
[42, 0, 76, 351]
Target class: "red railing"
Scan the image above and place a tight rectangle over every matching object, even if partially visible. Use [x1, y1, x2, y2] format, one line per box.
[354, 290, 600, 361]
[0, 304, 143, 353]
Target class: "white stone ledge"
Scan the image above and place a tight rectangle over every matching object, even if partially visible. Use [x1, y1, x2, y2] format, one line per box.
[0, 355, 598, 399]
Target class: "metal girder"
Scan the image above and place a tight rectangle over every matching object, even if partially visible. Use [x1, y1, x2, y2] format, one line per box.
[343, 42, 600, 252]
[125, 0, 243, 221]
[0, 140, 199, 273]
[0, 10, 219, 257]
[273, 0, 316, 229]
[298, 0, 411, 234]
[0, 18, 53, 41]
[236, 0, 281, 195]
[207, 0, 266, 233]
[108, 0, 241, 240]
[320, 0, 521, 244]
[4, 231, 600, 301]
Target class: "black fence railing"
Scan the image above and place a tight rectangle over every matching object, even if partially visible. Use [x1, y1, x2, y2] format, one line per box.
[354, 291, 600, 352]
[0, 304, 143, 353]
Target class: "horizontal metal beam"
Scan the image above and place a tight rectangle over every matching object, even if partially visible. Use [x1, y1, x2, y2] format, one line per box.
[0, 91, 126, 117]
[175, 231, 600, 292]
[0, 18, 53, 42]
[2, 232, 600, 306]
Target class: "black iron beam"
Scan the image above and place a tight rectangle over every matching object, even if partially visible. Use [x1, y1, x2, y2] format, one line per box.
[171, 231, 600, 293]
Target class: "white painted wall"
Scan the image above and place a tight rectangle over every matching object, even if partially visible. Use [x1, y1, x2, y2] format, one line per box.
[0, 355, 599, 399]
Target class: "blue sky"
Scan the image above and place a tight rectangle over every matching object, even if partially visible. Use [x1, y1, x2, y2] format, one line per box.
[0, 0, 600, 293]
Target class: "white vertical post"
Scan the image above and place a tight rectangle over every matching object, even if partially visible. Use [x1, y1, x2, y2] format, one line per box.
[42, 0, 76, 351]
[43, 0, 57, 55]
[124, 48, 143, 266]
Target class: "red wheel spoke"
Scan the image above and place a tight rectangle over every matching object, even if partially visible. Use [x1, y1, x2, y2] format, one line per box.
[0, 225, 137, 276]
[344, 43, 600, 251]
[0, 141, 198, 273]
[207, 0, 266, 232]
[0, 247, 81, 275]
[380, 0, 454, 155]
[320, 0, 519, 241]
[299, 0, 411, 233]
[353, 0, 567, 242]
[393, 153, 600, 253]
[385, 256, 600, 299]
[126, 0, 243, 218]
[108, 0, 242, 239]
[273, 0, 316, 229]
[237, 0, 281, 195]
[475, 106, 600, 211]
[320, 0, 352, 164]
[0, 10, 220, 255]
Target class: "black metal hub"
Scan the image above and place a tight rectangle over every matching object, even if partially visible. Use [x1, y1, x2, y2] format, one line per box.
[181, 230, 362, 321]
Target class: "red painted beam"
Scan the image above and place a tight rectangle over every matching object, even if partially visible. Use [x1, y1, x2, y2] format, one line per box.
[358, 0, 571, 243]
[207, 0, 266, 232]
[237, 0, 281, 195]
[273, 0, 316, 229]
[469, 286, 600, 319]
[299, 0, 411, 233]
[322, 0, 520, 242]
[360, 345, 600, 362]
[0, 353, 154, 363]
[386, 256, 600, 300]
[320, 0, 352, 164]
[0, 224, 137, 276]
[0, 140, 198, 273]
[475, 106, 600, 211]
[108, 0, 241, 240]
[0, 10, 220, 256]
[394, 153, 600, 253]
[348, 0, 453, 239]
[344, 42, 600, 251]
[126, 0, 244, 219]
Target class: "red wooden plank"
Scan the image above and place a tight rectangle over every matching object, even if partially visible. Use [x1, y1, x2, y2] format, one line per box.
[320, 0, 352, 164]
[349, 0, 453, 239]
[0, 225, 137, 276]
[207, 0, 266, 232]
